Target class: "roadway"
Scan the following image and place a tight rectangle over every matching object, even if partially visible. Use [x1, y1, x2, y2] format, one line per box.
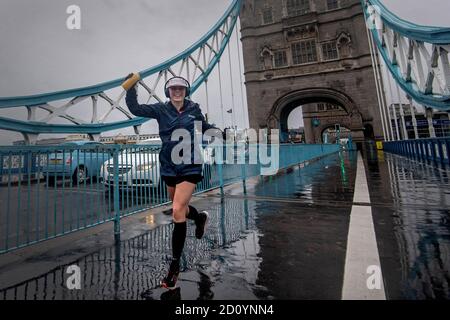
[1, 145, 450, 299]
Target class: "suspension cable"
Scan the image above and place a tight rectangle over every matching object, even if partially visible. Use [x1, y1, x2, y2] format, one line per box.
[227, 37, 237, 131]
[395, 83, 409, 140]
[385, 68, 401, 140]
[235, 18, 248, 131]
[218, 60, 226, 129]
[380, 65, 395, 141]
[202, 46, 210, 123]
[365, 21, 389, 141]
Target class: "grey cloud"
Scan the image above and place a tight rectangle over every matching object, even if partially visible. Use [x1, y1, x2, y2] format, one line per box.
[0, 0, 449, 145]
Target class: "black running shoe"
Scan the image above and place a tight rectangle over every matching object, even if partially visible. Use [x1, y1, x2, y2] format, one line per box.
[161, 261, 180, 290]
[195, 211, 209, 239]
[160, 287, 181, 300]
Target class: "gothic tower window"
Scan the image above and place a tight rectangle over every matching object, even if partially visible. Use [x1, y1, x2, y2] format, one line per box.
[327, 0, 339, 10]
[286, 0, 310, 17]
[262, 8, 273, 25]
[274, 51, 288, 67]
[322, 41, 339, 60]
[292, 40, 318, 65]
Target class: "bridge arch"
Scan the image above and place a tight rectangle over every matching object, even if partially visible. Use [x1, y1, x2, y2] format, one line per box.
[320, 125, 352, 144]
[267, 88, 365, 143]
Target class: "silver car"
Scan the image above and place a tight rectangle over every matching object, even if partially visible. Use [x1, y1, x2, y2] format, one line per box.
[100, 138, 162, 192]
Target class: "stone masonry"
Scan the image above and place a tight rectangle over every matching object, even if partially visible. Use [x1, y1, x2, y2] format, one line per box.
[240, 0, 383, 143]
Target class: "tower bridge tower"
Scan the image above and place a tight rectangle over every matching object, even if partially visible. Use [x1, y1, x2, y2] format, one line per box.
[240, 0, 383, 143]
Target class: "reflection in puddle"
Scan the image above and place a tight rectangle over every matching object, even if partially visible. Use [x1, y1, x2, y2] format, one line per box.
[388, 156, 450, 299]
[367, 150, 450, 299]
[0, 198, 268, 300]
[251, 152, 357, 204]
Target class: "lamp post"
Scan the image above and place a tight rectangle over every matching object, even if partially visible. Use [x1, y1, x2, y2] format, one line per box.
[335, 124, 341, 144]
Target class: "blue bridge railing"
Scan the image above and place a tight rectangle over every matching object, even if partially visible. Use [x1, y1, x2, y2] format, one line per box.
[0, 142, 339, 254]
[384, 138, 450, 165]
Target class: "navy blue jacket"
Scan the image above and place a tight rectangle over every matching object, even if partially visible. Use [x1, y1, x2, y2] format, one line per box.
[125, 87, 217, 177]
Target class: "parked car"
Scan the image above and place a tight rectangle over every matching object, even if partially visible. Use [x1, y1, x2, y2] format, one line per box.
[42, 141, 111, 185]
[100, 138, 215, 192]
[100, 138, 162, 192]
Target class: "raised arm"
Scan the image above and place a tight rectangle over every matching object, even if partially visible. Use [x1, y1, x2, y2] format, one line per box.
[125, 86, 161, 120]
[122, 73, 161, 120]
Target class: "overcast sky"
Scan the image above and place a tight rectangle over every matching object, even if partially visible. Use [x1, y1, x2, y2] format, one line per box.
[0, 0, 449, 144]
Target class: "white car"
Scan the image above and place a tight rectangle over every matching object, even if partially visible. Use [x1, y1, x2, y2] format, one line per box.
[101, 138, 162, 192]
[100, 138, 215, 192]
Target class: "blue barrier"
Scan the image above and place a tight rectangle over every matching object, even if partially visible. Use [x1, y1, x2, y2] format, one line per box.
[384, 138, 450, 165]
[0, 142, 339, 254]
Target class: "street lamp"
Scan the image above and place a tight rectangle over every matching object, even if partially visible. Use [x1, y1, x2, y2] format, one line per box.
[335, 124, 341, 144]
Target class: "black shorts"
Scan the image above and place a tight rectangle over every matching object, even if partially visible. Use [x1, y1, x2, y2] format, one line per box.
[161, 174, 203, 187]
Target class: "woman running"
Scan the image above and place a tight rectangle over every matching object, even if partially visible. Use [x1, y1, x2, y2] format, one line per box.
[123, 73, 218, 289]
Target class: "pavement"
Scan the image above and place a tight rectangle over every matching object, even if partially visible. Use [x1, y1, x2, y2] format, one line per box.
[0, 146, 449, 300]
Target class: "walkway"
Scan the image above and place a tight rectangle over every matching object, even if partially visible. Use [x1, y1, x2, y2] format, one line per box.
[1, 146, 449, 300]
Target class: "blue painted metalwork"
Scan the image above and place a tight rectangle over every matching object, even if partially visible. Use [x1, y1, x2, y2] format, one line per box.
[0, 142, 339, 254]
[362, 0, 450, 110]
[0, 0, 242, 135]
[113, 146, 120, 237]
[368, 29, 450, 109]
[367, 0, 450, 44]
[0, 116, 147, 134]
[384, 138, 450, 165]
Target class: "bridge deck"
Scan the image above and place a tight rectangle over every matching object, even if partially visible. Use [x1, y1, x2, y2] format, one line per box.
[1, 147, 449, 299]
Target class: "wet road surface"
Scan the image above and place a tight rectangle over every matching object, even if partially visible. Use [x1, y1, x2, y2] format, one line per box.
[1, 147, 450, 300]
[365, 149, 450, 299]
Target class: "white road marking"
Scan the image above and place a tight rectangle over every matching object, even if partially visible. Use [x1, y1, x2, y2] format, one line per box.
[352, 154, 371, 204]
[342, 152, 386, 300]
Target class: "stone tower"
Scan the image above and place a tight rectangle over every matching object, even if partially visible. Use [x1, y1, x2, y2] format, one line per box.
[239, 0, 383, 143]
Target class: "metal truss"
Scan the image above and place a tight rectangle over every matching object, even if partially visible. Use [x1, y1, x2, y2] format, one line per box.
[362, 0, 450, 110]
[0, 0, 241, 143]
